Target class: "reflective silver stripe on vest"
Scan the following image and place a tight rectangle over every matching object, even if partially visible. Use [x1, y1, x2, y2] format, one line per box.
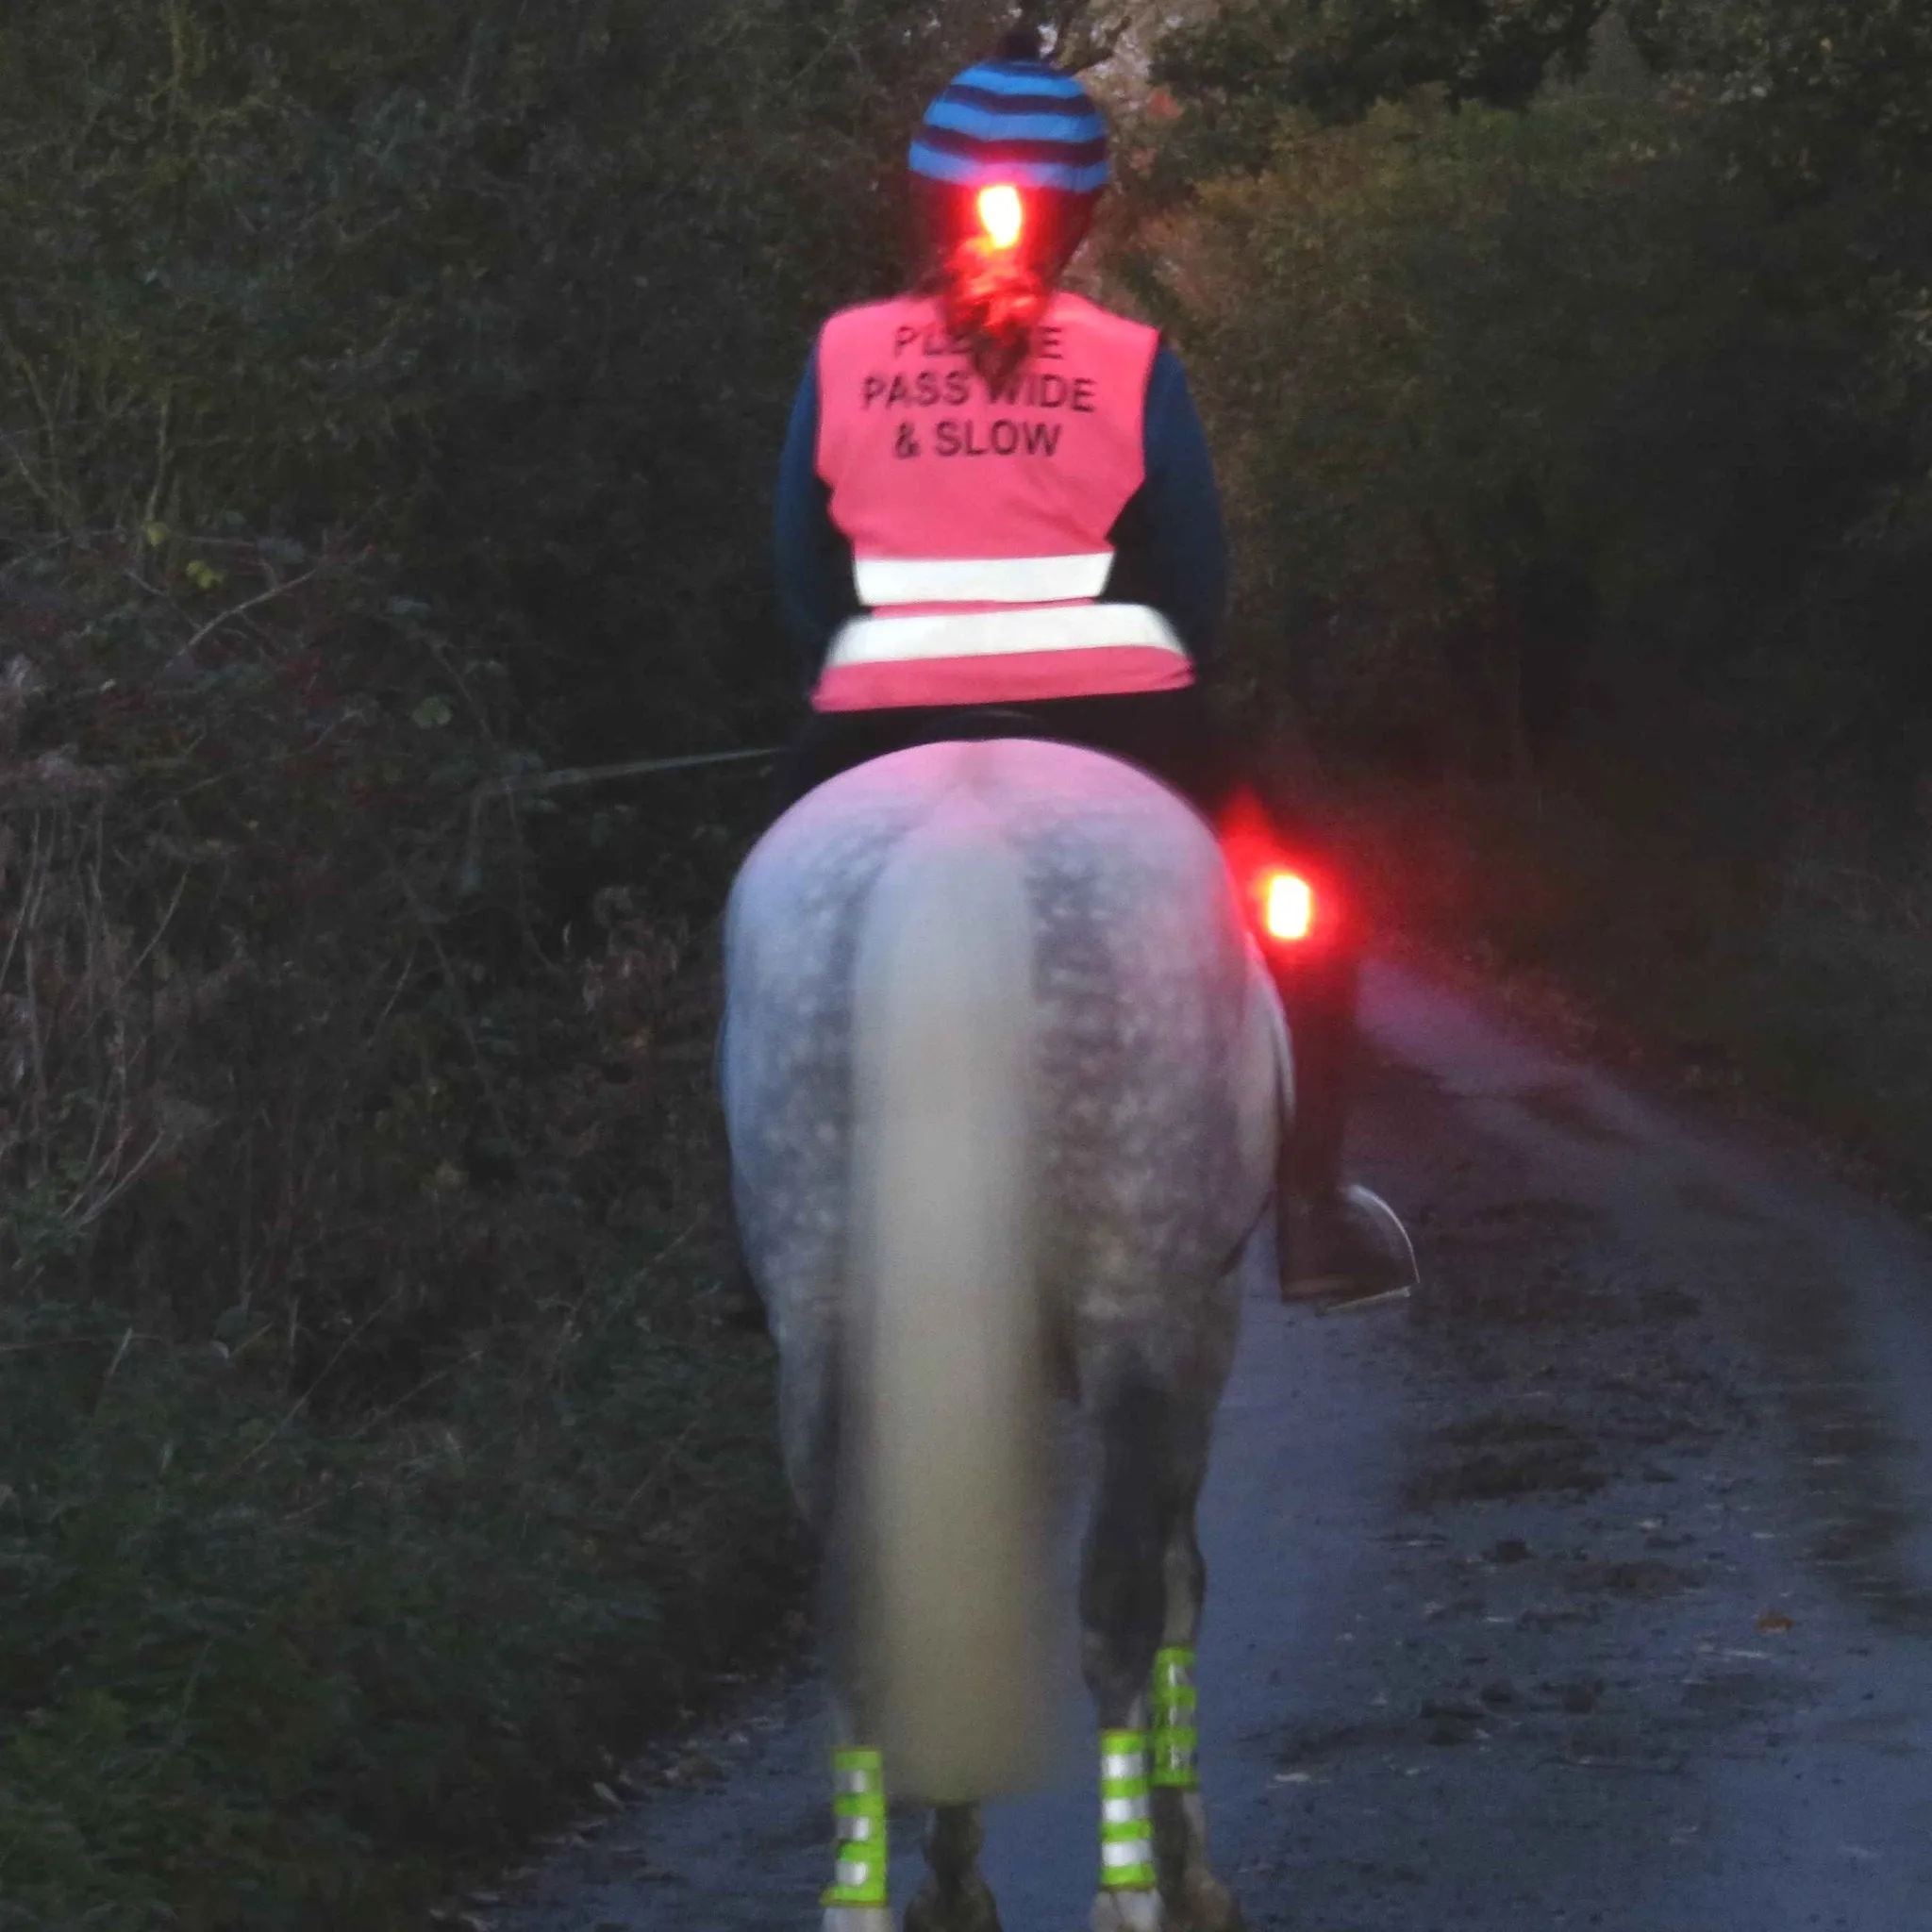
[854, 553, 1114, 607]
[826, 603, 1186, 666]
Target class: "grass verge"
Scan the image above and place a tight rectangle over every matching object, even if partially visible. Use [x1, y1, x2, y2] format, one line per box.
[0, 1188, 798, 1932]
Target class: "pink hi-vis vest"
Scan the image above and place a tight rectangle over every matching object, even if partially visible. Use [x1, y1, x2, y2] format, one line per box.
[811, 290, 1195, 711]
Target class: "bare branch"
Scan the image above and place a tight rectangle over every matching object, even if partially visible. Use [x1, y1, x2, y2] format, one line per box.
[178, 561, 325, 664]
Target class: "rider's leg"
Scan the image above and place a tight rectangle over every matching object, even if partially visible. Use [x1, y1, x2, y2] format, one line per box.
[1232, 802, 1392, 1297]
[1257, 827, 1365, 1210]
[1245, 823, 1410, 1301]
[1270, 892, 1384, 1298]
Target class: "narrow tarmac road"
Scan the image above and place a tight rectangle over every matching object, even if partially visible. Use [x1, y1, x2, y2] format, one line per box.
[490, 962, 1932, 1932]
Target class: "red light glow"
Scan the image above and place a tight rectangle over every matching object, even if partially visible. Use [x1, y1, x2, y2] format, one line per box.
[1261, 870, 1314, 942]
[977, 184, 1024, 251]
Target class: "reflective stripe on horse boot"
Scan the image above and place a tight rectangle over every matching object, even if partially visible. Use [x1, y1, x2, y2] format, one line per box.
[1097, 1728, 1157, 1891]
[1149, 1647, 1199, 1790]
[823, 1747, 889, 1911]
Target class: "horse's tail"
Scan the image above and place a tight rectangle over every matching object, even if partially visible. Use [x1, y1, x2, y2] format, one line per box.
[845, 798, 1050, 1804]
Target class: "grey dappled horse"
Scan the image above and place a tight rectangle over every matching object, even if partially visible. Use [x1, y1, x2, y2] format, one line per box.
[721, 740, 1286, 1932]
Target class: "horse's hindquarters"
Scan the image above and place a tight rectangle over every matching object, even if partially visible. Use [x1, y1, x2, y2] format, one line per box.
[722, 738, 1287, 1858]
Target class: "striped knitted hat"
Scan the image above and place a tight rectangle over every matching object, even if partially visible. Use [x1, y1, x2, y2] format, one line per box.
[908, 30, 1110, 196]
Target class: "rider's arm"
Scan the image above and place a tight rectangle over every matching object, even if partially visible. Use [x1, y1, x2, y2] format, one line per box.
[774, 352, 859, 681]
[1108, 344, 1228, 667]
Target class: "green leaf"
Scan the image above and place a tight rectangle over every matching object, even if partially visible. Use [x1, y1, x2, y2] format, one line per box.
[410, 695, 455, 729]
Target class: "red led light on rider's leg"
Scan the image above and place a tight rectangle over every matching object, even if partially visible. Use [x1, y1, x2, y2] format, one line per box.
[1262, 871, 1314, 942]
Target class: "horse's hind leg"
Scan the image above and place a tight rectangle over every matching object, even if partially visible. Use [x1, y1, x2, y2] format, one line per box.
[774, 1327, 998, 1932]
[796, 1337, 1000, 1932]
[771, 1322, 896, 1931]
[1148, 1515, 1245, 1932]
[773, 1310, 1008, 1932]
[1079, 1378, 1229, 1932]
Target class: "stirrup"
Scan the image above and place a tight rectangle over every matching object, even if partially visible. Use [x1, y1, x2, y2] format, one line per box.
[1278, 1183, 1418, 1312]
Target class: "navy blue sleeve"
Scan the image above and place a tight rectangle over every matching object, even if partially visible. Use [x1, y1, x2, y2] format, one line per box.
[773, 350, 856, 679]
[1119, 344, 1228, 667]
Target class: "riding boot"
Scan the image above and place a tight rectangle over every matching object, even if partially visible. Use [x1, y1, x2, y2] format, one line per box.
[1278, 944, 1357, 1207]
[1267, 891, 1416, 1307]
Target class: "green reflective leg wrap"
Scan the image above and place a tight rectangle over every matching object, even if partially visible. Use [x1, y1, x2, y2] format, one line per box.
[1150, 1644, 1201, 1790]
[822, 1746, 888, 1907]
[1098, 1728, 1157, 1890]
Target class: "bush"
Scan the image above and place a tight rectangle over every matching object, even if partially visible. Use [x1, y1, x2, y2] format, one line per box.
[2, 533, 520, 1335]
[0, 4, 1173, 1921]
[1136, 9, 1932, 803]
[0, 1247, 796, 1931]
[1143, 67, 1865, 775]
[1119, 9, 1932, 1201]
[0, 0, 1022, 755]
[0, 527, 803, 1927]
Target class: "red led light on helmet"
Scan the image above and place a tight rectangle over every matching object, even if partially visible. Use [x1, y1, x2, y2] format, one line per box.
[976, 184, 1024, 250]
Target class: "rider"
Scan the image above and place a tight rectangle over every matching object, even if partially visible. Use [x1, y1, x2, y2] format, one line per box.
[772, 26, 1375, 1296]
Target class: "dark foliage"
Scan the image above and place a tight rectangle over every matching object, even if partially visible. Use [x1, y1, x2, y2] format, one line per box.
[1140, 2, 1932, 808]
[1127, 0, 1932, 1198]
[1155, 0, 1607, 149]
[0, 2, 1032, 1921]
[6, 0, 1932, 1918]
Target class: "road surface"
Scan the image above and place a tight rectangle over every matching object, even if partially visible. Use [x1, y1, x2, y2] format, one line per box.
[488, 961, 1932, 1931]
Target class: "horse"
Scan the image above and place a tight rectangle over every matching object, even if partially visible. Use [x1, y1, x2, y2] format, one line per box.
[720, 736, 1288, 1932]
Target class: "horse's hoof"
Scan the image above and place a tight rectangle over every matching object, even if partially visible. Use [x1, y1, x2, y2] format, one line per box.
[1161, 1870, 1247, 1932]
[823, 1906, 896, 1932]
[906, 1874, 1002, 1932]
[1089, 1888, 1166, 1932]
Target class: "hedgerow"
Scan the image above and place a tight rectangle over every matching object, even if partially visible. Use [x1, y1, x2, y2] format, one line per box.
[0, 526, 806, 1925]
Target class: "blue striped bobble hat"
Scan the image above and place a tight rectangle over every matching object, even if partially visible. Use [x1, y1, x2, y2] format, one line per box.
[908, 27, 1110, 196]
